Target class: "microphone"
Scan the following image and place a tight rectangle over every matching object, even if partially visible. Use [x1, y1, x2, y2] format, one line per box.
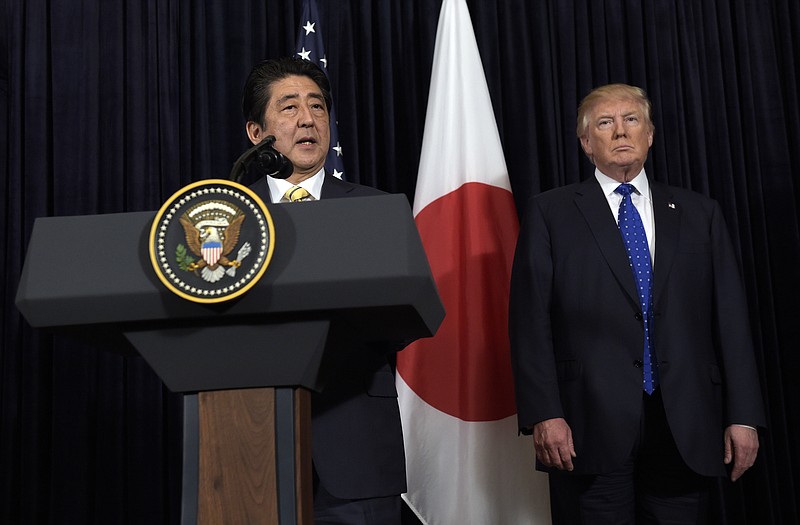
[229, 135, 293, 182]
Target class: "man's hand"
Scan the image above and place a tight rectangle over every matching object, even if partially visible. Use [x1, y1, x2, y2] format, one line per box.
[532, 418, 576, 471]
[724, 425, 759, 482]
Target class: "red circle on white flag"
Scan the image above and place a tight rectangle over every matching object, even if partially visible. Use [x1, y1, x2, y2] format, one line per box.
[397, 183, 520, 422]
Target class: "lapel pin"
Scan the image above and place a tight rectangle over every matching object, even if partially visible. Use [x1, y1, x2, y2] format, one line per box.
[668, 202, 676, 209]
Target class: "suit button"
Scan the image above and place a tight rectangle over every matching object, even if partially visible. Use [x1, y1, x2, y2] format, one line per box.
[633, 360, 643, 368]
[634, 312, 643, 321]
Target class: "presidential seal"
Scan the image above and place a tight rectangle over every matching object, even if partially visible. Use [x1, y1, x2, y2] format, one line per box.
[149, 179, 274, 303]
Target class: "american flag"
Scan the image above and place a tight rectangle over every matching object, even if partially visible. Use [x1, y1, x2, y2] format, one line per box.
[295, 0, 346, 180]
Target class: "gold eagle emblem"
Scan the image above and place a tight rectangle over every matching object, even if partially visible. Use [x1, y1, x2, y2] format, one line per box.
[178, 200, 251, 283]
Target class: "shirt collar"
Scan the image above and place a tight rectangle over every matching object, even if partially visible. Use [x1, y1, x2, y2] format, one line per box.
[595, 168, 650, 199]
[267, 167, 325, 203]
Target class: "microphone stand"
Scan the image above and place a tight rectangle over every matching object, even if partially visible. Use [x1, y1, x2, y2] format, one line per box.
[229, 135, 293, 183]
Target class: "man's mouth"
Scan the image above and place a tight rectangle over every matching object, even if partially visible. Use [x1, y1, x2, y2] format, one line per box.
[297, 137, 317, 145]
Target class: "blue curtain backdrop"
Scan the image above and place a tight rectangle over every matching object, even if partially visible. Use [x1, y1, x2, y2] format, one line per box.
[2, 0, 799, 523]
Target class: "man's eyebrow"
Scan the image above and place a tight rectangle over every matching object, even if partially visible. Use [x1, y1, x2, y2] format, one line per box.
[275, 93, 300, 105]
[595, 110, 640, 120]
[275, 92, 324, 106]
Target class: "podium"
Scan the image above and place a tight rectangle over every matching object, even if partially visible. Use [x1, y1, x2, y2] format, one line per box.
[15, 193, 444, 524]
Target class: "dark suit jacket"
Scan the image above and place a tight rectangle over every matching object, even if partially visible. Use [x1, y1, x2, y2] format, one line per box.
[509, 176, 766, 477]
[249, 173, 407, 499]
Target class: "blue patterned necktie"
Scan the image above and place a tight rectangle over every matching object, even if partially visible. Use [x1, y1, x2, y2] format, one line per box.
[615, 183, 659, 394]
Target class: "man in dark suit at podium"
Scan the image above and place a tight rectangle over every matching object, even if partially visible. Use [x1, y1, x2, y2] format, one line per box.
[241, 57, 406, 524]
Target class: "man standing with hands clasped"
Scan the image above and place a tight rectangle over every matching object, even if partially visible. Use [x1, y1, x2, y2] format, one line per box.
[509, 83, 766, 524]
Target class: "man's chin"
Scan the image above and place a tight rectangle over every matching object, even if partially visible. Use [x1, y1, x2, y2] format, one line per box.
[610, 158, 645, 172]
[286, 162, 325, 181]
[288, 151, 325, 167]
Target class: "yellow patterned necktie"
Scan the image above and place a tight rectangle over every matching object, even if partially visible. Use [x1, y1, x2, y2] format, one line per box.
[284, 186, 313, 202]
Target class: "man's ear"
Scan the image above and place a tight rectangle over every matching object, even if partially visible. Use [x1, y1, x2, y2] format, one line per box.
[579, 135, 595, 163]
[246, 121, 264, 146]
[580, 135, 592, 156]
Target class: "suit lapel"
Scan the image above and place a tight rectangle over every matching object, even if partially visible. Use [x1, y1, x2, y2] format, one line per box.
[650, 182, 680, 304]
[320, 172, 355, 199]
[248, 176, 271, 203]
[573, 178, 640, 307]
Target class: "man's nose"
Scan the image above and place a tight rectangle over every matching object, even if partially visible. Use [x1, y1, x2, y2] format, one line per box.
[613, 118, 627, 138]
[298, 105, 314, 127]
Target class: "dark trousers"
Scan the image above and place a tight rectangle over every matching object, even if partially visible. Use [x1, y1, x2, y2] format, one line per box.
[549, 390, 711, 524]
[313, 468, 402, 525]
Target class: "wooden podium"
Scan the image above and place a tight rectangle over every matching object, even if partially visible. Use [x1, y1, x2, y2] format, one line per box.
[15, 194, 444, 524]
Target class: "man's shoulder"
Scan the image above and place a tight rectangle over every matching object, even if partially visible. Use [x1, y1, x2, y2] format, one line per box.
[532, 179, 595, 204]
[542, 180, 589, 195]
[651, 181, 719, 210]
[322, 174, 386, 198]
[247, 176, 270, 201]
